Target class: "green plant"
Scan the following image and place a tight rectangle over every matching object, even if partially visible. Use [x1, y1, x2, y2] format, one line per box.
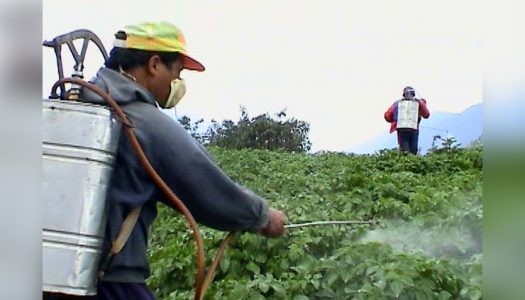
[147, 146, 482, 299]
[178, 107, 312, 152]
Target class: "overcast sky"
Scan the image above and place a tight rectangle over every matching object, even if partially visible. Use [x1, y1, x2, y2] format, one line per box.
[43, 0, 483, 152]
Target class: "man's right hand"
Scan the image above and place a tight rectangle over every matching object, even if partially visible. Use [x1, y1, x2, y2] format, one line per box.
[260, 207, 288, 238]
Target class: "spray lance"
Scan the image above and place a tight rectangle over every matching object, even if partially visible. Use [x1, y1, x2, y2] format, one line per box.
[285, 219, 378, 229]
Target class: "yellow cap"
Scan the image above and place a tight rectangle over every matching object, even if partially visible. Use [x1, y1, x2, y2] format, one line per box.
[114, 21, 205, 71]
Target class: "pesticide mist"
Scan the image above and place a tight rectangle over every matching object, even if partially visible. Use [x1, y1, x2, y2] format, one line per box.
[359, 217, 482, 261]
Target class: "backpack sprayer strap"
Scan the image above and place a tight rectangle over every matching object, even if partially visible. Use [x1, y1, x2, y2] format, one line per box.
[98, 206, 143, 279]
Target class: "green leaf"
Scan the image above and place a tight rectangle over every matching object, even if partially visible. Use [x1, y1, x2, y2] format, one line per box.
[249, 291, 266, 300]
[373, 280, 386, 290]
[246, 262, 260, 274]
[360, 282, 373, 292]
[271, 282, 286, 295]
[293, 295, 310, 300]
[438, 290, 452, 300]
[311, 279, 320, 289]
[366, 266, 378, 276]
[220, 256, 230, 273]
[326, 272, 339, 286]
[227, 283, 247, 300]
[468, 288, 482, 300]
[255, 253, 267, 263]
[415, 290, 428, 300]
[390, 280, 404, 298]
[315, 288, 335, 298]
[258, 282, 269, 293]
[341, 271, 352, 283]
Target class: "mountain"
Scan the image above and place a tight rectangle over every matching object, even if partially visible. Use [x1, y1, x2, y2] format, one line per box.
[348, 103, 482, 154]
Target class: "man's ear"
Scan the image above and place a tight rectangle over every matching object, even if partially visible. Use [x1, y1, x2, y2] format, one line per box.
[147, 55, 162, 76]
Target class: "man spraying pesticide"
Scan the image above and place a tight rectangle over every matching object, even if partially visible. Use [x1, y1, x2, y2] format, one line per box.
[42, 21, 287, 300]
[42, 21, 376, 300]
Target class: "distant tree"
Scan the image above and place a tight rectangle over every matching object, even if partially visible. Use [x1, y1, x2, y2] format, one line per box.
[192, 107, 310, 152]
[177, 107, 311, 152]
[177, 115, 207, 143]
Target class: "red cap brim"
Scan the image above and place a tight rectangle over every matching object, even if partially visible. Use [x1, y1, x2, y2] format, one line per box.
[181, 54, 205, 71]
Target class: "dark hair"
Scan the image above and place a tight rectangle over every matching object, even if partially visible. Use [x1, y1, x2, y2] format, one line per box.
[105, 47, 181, 71]
[402, 86, 415, 96]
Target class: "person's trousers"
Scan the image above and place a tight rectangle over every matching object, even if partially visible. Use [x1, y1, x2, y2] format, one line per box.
[43, 282, 156, 300]
[397, 129, 419, 154]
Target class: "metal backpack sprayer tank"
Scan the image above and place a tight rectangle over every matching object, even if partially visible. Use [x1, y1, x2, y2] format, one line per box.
[396, 99, 420, 130]
[41, 28, 221, 300]
[42, 30, 121, 296]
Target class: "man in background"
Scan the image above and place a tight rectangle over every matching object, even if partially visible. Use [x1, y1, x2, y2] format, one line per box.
[384, 86, 430, 154]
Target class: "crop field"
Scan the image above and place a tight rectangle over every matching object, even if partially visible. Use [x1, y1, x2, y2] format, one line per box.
[147, 146, 482, 300]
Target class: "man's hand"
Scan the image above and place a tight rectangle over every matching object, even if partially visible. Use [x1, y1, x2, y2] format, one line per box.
[260, 207, 288, 238]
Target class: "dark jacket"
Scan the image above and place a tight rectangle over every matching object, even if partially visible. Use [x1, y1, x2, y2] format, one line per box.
[81, 68, 269, 283]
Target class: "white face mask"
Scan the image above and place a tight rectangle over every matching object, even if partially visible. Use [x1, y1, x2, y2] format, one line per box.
[161, 78, 186, 109]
